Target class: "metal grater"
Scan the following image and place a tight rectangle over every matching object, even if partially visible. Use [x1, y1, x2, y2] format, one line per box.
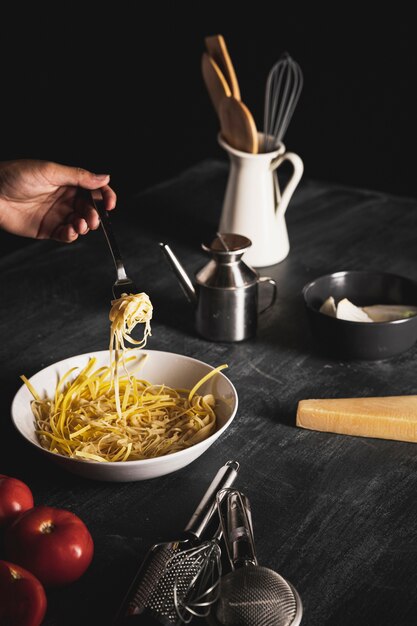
[125, 543, 180, 615]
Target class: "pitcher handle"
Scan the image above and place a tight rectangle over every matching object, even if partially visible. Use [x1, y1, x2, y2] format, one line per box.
[258, 276, 277, 314]
[270, 152, 304, 218]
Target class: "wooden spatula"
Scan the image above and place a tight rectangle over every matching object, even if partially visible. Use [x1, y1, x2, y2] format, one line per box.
[201, 52, 231, 114]
[219, 96, 259, 154]
[205, 34, 241, 100]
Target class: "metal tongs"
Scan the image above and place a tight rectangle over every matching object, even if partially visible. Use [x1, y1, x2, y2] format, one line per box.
[89, 190, 138, 299]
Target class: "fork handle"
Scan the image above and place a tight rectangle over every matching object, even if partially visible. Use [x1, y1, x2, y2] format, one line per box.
[89, 193, 127, 281]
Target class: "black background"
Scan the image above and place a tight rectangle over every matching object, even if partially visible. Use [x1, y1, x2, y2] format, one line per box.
[1, 4, 417, 205]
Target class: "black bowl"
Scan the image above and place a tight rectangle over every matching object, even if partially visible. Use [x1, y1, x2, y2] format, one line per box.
[302, 270, 417, 360]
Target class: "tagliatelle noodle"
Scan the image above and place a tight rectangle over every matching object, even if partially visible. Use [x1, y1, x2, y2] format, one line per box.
[21, 293, 227, 463]
[108, 293, 153, 415]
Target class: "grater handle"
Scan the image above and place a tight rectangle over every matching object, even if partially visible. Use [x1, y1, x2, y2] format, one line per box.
[184, 460, 239, 538]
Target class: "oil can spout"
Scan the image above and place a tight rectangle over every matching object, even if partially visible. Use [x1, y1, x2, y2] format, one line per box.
[159, 242, 197, 305]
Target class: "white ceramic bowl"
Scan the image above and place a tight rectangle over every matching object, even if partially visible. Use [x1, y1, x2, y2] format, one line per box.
[11, 350, 238, 482]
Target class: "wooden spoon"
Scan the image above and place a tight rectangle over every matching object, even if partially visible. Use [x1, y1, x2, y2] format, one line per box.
[205, 34, 241, 100]
[201, 52, 231, 115]
[219, 96, 259, 154]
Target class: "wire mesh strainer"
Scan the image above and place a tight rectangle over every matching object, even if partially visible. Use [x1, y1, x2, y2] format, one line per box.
[214, 489, 303, 626]
[216, 566, 302, 626]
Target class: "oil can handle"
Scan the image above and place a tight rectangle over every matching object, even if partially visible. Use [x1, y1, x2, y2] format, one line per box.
[258, 276, 277, 314]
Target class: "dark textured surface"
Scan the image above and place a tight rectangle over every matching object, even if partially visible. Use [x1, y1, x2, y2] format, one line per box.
[1, 161, 417, 625]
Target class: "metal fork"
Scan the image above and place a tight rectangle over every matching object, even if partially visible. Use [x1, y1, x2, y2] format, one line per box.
[89, 191, 138, 299]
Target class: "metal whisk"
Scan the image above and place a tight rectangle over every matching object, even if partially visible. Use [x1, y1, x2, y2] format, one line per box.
[166, 525, 222, 623]
[263, 52, 303, 153]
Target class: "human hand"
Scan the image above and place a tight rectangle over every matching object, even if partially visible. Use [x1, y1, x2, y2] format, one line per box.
[0, 160, 117, 243]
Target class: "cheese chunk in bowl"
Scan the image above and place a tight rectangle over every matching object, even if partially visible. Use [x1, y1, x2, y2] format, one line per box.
[303, 270, 417, 360]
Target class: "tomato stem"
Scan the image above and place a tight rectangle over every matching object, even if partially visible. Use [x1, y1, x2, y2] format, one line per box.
[40, 520, 55, 534]
[9, 567, 22, 580]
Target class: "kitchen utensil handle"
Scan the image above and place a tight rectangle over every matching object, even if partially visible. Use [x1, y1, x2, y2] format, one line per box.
[90, 192, 127, 281]
[184, 460, 239, 538]
[258, 277, 277, 314]
[221, 490, 257, 570]
[228, 491, 258, 568]
[270, 151, 304, 217]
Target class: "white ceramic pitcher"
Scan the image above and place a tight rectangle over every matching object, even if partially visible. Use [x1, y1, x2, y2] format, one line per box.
[218, 133, 304, 267]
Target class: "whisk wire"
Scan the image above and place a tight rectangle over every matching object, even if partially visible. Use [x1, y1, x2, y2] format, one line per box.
[176, 543, 222, 618]
[278, 60, 303, 140]
[165, 530, 223, 623]
[264, 52, 303, 153]
[272, 64, 292, 142]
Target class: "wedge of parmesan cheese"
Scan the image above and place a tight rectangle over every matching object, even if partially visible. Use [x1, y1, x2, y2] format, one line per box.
[363, 304, 417, 322]
[319, 296, 337, 317]
[336, 298, 372, 322]
[296, 396, 417, 443]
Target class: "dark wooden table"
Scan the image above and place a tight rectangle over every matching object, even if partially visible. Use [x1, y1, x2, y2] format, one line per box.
[2, 160, 417, 626]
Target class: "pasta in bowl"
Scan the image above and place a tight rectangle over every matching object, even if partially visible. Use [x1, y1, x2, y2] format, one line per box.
[11, 349, 238, 482]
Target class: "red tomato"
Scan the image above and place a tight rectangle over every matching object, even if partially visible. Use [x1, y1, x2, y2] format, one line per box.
[5, 505, 94, 588]
[0, 475, 34, 528]
[0, 560, 47, 626]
